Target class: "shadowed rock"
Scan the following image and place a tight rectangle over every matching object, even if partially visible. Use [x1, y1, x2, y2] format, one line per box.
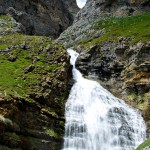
[0, 0, 79, 37]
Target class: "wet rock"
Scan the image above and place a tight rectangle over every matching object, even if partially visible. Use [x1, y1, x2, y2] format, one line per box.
[142, 146, 150, 150]
[76, 42, 124, 81]
[74, 40, 150, 131]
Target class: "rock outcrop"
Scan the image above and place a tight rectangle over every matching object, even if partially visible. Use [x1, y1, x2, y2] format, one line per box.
[0, 0, 79, 37]
[57, 0, 150, 135]
[63, 0, 80, 17]
[57, 0, 150, 47]
[0, 0, 150, 149]
[76, 40, 150, 128]
[0, 15, 70, 150]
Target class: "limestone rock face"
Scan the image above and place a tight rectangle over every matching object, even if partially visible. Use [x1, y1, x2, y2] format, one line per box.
[57, 0, 150, 46]
[0, 0, 79, 37]
[75, 41, 150, 136]
[76, 41, 150, 95]
[63, 0, 80, 17]
[57, 0, 150, 134]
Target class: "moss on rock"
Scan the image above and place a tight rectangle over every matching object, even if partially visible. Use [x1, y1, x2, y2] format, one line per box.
[0, 14, 69, 149]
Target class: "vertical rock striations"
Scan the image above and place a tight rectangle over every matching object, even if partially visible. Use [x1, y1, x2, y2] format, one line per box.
[0, 0, 79, 37]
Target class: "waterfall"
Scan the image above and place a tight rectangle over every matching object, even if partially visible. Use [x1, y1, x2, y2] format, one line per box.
[63, 48, 146, 150]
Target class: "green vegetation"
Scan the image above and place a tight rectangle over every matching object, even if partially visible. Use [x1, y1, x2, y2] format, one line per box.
[0, 15, 16, 34]
[0, 15, 12, 21]
[0, 44, 8, 50]
[0, 14, 66, 101]
[3, 132, 21, 142]
[136, 138, 150, 150]
[127, 91, 150, 110]
[0, 15, 67, 149]
[126, 91, 150, 130]
[0, 54, 29, 97]
[46, 129, 58, 138]
[80, 12, 150, 48]
[0, 46, 62, 98]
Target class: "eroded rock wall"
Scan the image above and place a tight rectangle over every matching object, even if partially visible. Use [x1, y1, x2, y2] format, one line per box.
[57, 0, 150, 135]
[0, 0, 79, 37]
[0, 15, 70, 150]
[58, 0, 150, 46]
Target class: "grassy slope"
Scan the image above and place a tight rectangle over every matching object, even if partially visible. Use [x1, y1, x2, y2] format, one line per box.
[0, 39, 62, 98]
[80, 12, 150, 47]
[0, 15, 64, 100]
[0, 15, 68, 149]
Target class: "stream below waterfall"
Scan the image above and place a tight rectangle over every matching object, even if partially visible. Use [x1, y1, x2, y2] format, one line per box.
[63, 48, 146, 150]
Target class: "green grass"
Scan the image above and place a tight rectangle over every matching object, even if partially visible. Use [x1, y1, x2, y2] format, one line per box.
[46, 129, 58, 138]
[0, 33, 52, 48]
[0, 15, 65, 99]
[80, 12, 150, 48]
[0, 44, 8, 50]
[126, 91, 150, 110]
[0, 54, 30, 97]
[0, 47, 63, 98]
[0, 15, 67, 148]
[136, 138, 150, 150]
[0, 15, 11, 21]
[0, 15, 16, 31]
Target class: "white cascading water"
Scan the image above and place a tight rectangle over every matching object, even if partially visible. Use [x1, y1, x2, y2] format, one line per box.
[63, 48, 146, 150]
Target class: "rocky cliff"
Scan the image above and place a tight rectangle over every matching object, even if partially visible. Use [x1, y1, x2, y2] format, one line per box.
[63, 0, 80, 17]
[58, 0, 150, 46]
[0, 0, 79, 37]
[0, 0, 150, 150]
[0, 15, 70, 150]
[58, 0, 150, 139]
